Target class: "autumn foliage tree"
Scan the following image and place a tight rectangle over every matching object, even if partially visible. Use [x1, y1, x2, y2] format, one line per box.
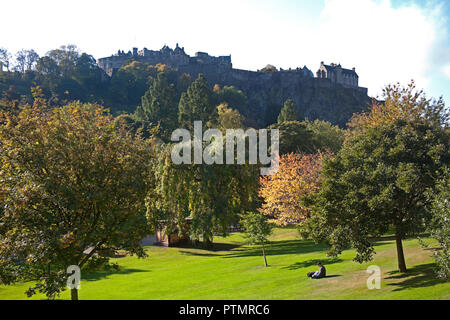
[301, 81, 449, 273]
[0, 102, 153, 299]
[146, 145, 259, 248]
[259, 152, 327, 226]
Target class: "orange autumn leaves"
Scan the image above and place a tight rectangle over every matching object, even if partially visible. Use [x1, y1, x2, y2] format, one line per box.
[348, 80, 446, 132]
[259, 152, 330, 226]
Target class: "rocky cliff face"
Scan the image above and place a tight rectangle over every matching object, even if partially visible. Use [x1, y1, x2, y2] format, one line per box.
[177, 64, 371, 127]
[99, 46, 372, 127]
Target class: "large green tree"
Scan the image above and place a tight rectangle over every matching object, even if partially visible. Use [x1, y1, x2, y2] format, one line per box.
[0, 102, 154, 299]
[277, 99, 297, 123]
[214, 85, 248, 118]
[147, 141, 260, 248]
[178, 74, 215, 130]
[108, 61, 154, 111]
[301, 82, 449, 273]
[268, 120, 315, 154]
[304, 119, 346, 153]
[135, 72, 178, 141]
[426, 167, 450, 279]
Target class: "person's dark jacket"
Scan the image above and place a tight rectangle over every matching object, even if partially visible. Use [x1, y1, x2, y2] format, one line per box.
[318, 265, 326, 278]
[312, 265, 326, 279]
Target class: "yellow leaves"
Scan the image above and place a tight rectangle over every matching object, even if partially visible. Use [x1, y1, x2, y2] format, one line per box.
[156, 63, 169, 72]
[348, 80, 438, 132]
[59, 231, 75, 249]
[217, 103, 244, 130]
[259, 152, 328, 226]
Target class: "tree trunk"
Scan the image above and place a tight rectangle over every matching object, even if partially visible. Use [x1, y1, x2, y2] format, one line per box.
[71, 288, 78, 300]
[262, 243, 268, 267]
[395, 233, 407, 273]
[203, 234, 213, 249]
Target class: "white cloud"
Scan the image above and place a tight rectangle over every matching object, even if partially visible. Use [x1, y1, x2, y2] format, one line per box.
[232, 0, 447, 99]
[0, 0, 447, 99]
[309, 0, 442, 98]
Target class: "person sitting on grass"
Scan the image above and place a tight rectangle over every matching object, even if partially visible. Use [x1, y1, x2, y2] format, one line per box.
[307, 262, 326, 279]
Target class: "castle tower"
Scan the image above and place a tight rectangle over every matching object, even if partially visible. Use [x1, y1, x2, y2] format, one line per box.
[316, 62, 359, 88]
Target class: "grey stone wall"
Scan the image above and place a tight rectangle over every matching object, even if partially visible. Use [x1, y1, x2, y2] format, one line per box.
[97, 46, 371, 127]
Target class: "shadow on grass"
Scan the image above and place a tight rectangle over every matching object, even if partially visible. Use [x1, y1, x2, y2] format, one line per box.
[222, 240, 331, 259]
[385, 263, 446, 291]
[176, 242, 242, 252]
[179, 239, 323, 258]
[179, 250, 220, 257]
[178, 242, 244, 257]
[179, 236, 394, 260]
[83, 268, 150, 282]
[224, 238, 390, 259]
[282, 257, 343, 270]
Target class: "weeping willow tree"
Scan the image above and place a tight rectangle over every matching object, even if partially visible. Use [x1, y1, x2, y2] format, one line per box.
[146, 140, 260, 248]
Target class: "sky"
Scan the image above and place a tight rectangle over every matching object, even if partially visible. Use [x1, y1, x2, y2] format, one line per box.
[1, 0, 449, 103]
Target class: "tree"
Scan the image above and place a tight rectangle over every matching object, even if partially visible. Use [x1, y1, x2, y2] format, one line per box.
[426, 168, 450, 280]
[36, 55, 61, 76]
[108, 60, 151, 110]
[268, 121, 315, 154]
[0, 48, 11, 72]
[14, 49, 40, 73]
[13, 50, 26, 73]
[259, 152, 327, 226]
[216, 103, 244, 129]
[47, 45, 79, 78]
[109, 61, 169, 113]
[278, 99, 297, 123]
[301, 82, 449, 273]
[73, 53, 106, 98]
[147, 142, 260, 248]
[25, 50, 39, 72]
[241, 212, 273, 267]
[214, 85, 248, 117]
[260, 65, 278, 73]
[135, 72, 178, 141]
[0, 102, 154, 299]
[178, 74, 215, 130]
[303, 119, 346, 153]
[176, 73, 193, 96]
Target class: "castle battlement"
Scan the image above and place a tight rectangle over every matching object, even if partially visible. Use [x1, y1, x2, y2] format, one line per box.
[96, 45, 368, 128]
[97, 46, 361, 90]
[97, 44, 233, 76]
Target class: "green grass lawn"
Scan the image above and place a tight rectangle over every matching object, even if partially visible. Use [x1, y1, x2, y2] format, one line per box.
[0, 227, 449, 300]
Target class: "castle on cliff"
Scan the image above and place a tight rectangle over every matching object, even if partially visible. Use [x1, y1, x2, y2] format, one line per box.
[97, 44, 362, 90]
[98, 44, 232, 77]
[97, 45, 369, 127]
